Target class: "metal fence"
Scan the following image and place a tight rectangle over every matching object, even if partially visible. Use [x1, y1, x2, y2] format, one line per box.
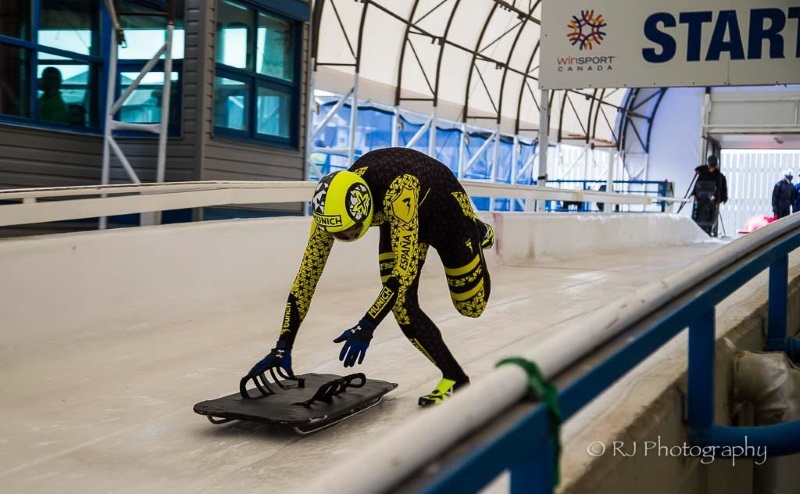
[721, 150, 800, 236]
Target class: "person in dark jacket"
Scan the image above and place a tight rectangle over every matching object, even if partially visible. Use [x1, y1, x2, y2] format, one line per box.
[772, 170, 796, 219]
[793, 179, 800, 214]
[705, 155, 728, 205]
[691, 155, 728, 236]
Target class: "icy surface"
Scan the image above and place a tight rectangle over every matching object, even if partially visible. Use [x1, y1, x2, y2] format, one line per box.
[0, 233, 722, 493]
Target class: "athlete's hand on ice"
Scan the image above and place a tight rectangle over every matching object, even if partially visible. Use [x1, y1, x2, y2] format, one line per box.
[333, 319, 376, 367]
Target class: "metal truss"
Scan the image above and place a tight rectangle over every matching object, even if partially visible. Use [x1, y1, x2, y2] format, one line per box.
[308, 1, 544, 179]
[100, 0, 176, 227]
[557, 88, 626, 147]
[308, 0, 660, 185]
[618, 87, 668, 154]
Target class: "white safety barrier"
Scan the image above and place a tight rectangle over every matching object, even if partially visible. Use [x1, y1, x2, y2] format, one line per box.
[494, 212, 708, 263]
[0, 212, 705, 361]
[0, 180, 667, 228]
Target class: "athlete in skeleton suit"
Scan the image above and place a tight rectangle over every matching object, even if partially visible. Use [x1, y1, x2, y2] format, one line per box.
[247, 147, 494, 406]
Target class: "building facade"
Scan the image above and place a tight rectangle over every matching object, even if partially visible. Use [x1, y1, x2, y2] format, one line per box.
[0, 0, 310, 213]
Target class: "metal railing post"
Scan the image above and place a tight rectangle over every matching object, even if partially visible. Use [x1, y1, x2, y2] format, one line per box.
[688, 308, 716, 431]
[510, 438, 555, 494]
[99, 26, 118, 230]
[767, 255, 789, 351]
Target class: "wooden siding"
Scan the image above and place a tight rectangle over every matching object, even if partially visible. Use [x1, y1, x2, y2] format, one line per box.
[0, 125, 103, 188]
[0, 2, 202, 190]
[201, 1, 308, 191]
[0, 1, 308, 203]
[106, 1, 202, 184]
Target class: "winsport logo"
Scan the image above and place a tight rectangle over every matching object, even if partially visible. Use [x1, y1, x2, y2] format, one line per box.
[567, 10, 607, 51]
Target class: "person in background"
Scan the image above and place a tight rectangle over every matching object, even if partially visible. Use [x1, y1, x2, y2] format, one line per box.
[37, 67, 67, 124]
[704, 156, 728, 236]
[691, 155, 728, 236]
[772, 170, 795, 219]
[705, 156, 728, 206]
[793, 177, 800, 214]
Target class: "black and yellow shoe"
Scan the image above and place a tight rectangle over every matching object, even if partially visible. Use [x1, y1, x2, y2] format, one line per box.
[478, 220, 494, 250]
[418, 378, 470, 407]
[418, 378, 456, 407]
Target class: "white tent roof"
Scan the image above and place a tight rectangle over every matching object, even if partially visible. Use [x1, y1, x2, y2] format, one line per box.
[311, 0, 626, 146]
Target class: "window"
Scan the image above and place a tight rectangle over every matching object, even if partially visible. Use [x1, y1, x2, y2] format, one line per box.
[214, 0, 301, 147]
[0, 44, 30, 118]
[114, 2, 184, 135]
[0, 0, 184, 134]
[119, 71, 180, 126]
[0, 0, 102, 129]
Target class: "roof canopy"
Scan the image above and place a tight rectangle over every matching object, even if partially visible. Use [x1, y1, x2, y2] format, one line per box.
[311, 0, 629, 146]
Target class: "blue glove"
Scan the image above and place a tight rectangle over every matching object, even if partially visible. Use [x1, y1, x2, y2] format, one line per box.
[248, 340, 294, 379]
[333, 319, 376, 367]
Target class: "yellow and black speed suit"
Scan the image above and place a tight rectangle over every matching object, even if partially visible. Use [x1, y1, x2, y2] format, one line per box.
[279, 148, 491, 386]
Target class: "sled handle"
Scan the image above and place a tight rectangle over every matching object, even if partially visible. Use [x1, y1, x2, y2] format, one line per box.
[239, 373, 306, 399]
[292, 373, 366, 407]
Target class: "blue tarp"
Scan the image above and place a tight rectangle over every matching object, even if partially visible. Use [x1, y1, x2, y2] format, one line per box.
[312, 103, 536, 212]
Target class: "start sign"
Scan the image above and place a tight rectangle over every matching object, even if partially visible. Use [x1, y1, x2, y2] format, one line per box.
[541, 0, 800, 89]
[644, 8, 800, 63]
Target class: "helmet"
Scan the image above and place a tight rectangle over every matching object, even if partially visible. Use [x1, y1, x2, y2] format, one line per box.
[785, 169, 794, 180]
[707, 155, 718, 168]
[311, 170, 373, 242]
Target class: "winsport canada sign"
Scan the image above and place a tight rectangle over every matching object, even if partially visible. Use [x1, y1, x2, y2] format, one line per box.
[540, 0, 800, 89]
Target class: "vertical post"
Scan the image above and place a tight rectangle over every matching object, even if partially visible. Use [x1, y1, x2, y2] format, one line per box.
[305, 59, 318, 182]
[512, 135, 520, 185]
[510, 438, 555, 494]
[347, 73, 359, 165]
[538, 89, 549, 188]
[606, 149, 615, 195]
[149, 22, 174, 226]
[391, 107, 399, 148]
[458, 123, 466, 179]
[606, 149, 615, 212]
[580, 144, 590, 211]
[156, 23, 173, 184]
[100, 28, 119, 230]
[428, 106, 437, 158]
[688, 308, 716, 431]
[490, 125, 500, 211]
[700, 89, 711, 164]
[537, 89, 550, 212]
[767, 255, 789, 351]
[582, 144, 590, 184]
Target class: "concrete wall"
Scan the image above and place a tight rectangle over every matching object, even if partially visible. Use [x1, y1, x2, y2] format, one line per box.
[559, 255, 800, 494]
[493, 212, 709, 264]
[0, 213, 703, 349]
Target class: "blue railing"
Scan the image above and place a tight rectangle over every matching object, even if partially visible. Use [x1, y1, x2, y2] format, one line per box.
[418, 217, 800, 493]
